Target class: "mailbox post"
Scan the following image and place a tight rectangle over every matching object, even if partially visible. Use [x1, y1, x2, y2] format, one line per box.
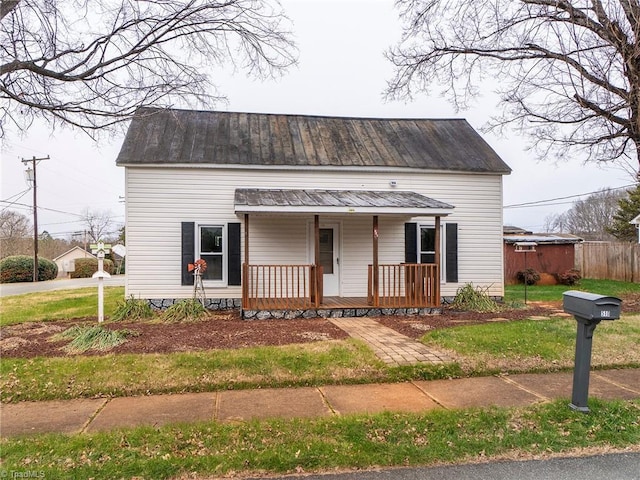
[563, 291, 621, 413]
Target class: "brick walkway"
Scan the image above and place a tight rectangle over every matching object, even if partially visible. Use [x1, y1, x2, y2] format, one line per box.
[329, 317, 453, 366]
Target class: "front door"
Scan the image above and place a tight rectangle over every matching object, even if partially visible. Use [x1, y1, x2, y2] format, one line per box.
[312, 224, 340, 296]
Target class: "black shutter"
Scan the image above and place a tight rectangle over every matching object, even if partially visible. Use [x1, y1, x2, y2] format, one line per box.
[227, 222, 242, 286]
[181, 222, 195, 286]
[446, 223, 458, 283]
[404, 223, 417, 263]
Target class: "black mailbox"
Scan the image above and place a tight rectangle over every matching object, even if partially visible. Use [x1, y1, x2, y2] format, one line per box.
[563, 291, 621, 321]
[563, 291, 622, 413]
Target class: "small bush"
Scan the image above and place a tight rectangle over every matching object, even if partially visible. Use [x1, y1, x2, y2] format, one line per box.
[111, 295, 154, 321]
[70, 257, 114, 278]
[556, 269, 582, 286]
[161, 299, 208, 323]
[0, 255, 58, 283]
[517, 268, 540, 285]
[451, 283, 501, 312]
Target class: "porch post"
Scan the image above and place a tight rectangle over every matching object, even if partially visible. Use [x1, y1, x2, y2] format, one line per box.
[434, 215, 441, 307]
[244, 214, 249, 265]
[373, 215, 379, 306]
[243, 214, 249, 309]
[314, 215, 321, 307]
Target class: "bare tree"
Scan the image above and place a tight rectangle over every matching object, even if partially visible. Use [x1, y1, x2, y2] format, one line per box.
[81, 209, 116, 243]
[1, 0, 296, 136]
[0, 209, 31, 256]
[545, 188, 626, 240]
[387, 0, 640, 176]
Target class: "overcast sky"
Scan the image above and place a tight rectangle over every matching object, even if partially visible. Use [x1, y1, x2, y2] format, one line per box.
[1, 0, 635, 242]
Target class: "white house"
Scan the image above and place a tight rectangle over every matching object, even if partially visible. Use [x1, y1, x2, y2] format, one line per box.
[116, 108, 511, 318]
[53, 246, 96, 278]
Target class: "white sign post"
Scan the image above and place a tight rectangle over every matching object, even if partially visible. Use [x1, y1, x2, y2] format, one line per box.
[91, 241, 112, 322]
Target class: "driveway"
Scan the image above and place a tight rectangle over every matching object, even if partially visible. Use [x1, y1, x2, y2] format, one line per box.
[0, 276, 125, 297]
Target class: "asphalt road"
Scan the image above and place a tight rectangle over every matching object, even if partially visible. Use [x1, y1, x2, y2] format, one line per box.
[0, 275, 125, 297]
[251, 453, 640, 480]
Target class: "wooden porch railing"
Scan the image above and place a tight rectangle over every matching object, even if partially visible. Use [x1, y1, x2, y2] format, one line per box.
[368, 263, 439, 308]
[242, 264, 322, 309]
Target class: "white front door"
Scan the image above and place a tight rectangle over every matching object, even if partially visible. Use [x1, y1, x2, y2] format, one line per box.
[311, 224, 340, 297]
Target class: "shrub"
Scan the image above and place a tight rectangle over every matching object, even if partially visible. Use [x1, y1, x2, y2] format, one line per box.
[70, 257, 114, 278]
[517, 268, 540, 285]
[161, 298, 208, 322]
[111, 295, 154, 321]
[0, 255, 58, 283]
[53, 325, 136, 353]
[556, 269, 582, 286]
[451, 283, 501, 312]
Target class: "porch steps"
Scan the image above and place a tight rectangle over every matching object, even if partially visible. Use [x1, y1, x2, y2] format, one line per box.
[329, 317, 453, 366]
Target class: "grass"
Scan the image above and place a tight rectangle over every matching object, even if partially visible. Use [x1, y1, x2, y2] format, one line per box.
[0, 287, 125, 326]
[111, 295, 153, 322]
[1, 399, 638, 479]
[0, 339, 462, 403]
[423, 315, 640, 374]
[52, 325, 137, 354]
[504, 278, 640, 304]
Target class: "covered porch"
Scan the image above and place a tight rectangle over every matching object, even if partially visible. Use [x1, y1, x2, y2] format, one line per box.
[235, 189, 454, 316]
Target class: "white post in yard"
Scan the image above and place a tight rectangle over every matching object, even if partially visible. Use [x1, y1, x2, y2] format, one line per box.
[91, 240, 112, 322]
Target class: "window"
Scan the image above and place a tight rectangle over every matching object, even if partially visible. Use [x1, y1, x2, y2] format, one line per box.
[199, 225, 224, 281]
[406, 222, 458, 283]
[420, 226, 436, 263]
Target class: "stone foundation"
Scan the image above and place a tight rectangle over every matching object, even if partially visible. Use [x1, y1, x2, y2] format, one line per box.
[148, 298, 242, 311]
[242, 306, 441, 320]
[147, 298, 444, 319]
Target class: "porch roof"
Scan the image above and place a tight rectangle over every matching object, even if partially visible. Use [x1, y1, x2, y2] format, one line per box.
[234, 188, 454, 215]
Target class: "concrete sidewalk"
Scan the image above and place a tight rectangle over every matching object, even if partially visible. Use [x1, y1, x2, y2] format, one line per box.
[2, 369, 639, 437]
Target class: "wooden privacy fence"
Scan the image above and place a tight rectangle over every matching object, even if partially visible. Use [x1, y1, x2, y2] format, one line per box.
[575, 242, 640, 282]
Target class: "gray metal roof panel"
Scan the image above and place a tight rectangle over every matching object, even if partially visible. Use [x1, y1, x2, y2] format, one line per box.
[234, 189, 454, 210]
[116, 108, 511, 174]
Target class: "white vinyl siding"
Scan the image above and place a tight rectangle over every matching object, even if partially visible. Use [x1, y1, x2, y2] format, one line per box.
[123, 166, 505, 299]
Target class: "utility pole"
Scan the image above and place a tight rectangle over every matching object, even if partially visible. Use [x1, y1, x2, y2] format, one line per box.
[21, 155, 49, 282]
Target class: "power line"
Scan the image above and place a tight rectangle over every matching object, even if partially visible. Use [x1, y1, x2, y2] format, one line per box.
[503, 183, 636, 209]
[0, 189, 31, 212]
[0, 200, 84, 218]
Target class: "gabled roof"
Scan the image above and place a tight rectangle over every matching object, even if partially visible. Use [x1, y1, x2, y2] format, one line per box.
[53, 246, 97, 261]
[116, 108, 511, 174]
[234, 188, 454, 216]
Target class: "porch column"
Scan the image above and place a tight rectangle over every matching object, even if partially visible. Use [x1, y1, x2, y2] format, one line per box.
[242, 214, 249, 309]
[314, 215, 321, 307]
[434, 215, 441, 307]
[244, 214, 249, 265]
[373, 215, 379, 306]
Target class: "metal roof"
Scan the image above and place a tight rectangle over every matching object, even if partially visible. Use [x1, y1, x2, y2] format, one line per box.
[116, 108, 511, 173]
[234, 189, 455, 215]
[504, 234, 583, 245]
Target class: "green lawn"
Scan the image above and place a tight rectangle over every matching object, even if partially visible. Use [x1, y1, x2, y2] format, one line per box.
[1, 399, 638, 479]
[504, 278, 640, 303]
[0, 287, 125, 326]
[423, 315, 640, 374]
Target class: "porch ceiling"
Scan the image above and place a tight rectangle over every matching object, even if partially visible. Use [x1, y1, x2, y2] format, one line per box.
[234, 188, 454, 216]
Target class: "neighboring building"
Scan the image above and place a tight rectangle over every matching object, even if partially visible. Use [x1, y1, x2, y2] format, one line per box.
[53, 247, 96, 278]
[116, 108, 511, 318]
[503, 229, 583, 284]
[631, 214, 640, 243]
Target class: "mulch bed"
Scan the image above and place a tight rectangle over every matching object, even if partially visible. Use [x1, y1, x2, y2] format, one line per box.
[0, 303, 566, 359]
[3, 292, 639, 359]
